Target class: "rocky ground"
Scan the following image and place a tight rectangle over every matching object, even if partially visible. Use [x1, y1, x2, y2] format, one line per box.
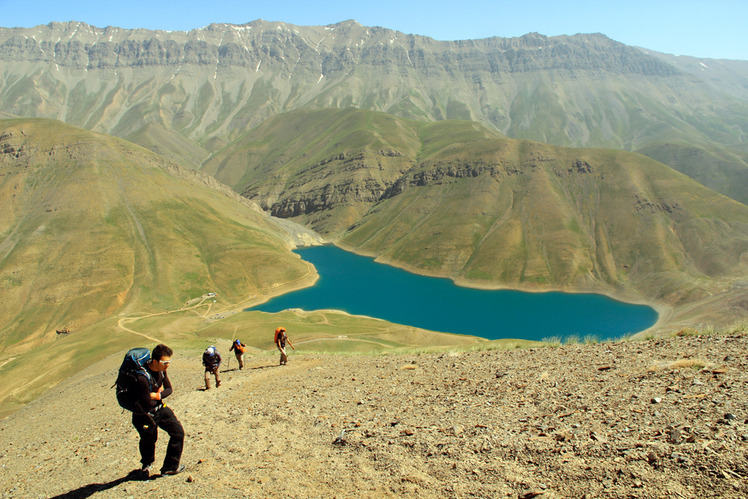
[1, 332, 747, 498]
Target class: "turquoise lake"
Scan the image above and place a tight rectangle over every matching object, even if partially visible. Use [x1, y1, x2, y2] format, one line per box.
[249, 245, 658, 341]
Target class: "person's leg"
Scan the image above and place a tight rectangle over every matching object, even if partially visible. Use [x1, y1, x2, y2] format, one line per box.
[156, 407, 184, 473]
[215, 368, 221, 387]
[132, 414, 158, 468]
[204, 369, 210, 389]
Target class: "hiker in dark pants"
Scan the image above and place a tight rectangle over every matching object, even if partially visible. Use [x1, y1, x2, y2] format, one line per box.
[132, 344, 185, 477]
[202, 346, 222, 388]
[274, 327, 295, 365]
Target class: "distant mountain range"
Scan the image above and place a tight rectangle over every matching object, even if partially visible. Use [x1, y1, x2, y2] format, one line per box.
[1, 20, 747, 203]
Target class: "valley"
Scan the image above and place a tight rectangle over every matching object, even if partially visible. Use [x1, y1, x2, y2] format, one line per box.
[0, 19, 746, 436]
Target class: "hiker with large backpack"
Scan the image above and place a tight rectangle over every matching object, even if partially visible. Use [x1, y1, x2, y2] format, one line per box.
[274, 327, 295, 365]
[229, 339, 247, 369]
[202, 345, 222, 389]
[115, 344, 185, 478]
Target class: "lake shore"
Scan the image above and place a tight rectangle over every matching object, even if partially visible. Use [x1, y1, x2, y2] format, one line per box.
[249, 244, 660, 342]
[334, 242, 679, 338]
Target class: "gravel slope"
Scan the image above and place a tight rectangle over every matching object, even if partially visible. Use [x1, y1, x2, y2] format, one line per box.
[1, 332, 747, 498]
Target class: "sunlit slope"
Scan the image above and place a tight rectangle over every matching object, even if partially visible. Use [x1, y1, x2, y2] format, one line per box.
[0, 118, 312, 350]
[205, 109, 748, 323]
[636, 141, 748, 205]
[202, 108, 423, 234]
[347, 123, 748, 297]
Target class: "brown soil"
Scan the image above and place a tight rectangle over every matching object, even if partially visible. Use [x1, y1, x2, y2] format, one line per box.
[1, 333, 747, 498]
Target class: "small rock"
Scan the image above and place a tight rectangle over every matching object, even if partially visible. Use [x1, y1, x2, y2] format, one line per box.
[332, 430, 346, 445]
[519, 490, 543, 499]
[651, 397, 662, 404]
[669, 428, 682, 444]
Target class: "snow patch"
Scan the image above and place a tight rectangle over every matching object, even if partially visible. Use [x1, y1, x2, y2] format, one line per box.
[169, 65, 182, 82]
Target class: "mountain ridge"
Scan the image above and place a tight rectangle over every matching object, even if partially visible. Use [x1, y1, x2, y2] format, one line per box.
[2, 19, 746, 203]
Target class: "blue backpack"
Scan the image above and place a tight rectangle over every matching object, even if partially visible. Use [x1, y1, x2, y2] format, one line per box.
[114, 348, 154, 414]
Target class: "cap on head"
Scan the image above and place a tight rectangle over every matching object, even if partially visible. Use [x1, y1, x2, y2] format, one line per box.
[207, 346, 215, 354]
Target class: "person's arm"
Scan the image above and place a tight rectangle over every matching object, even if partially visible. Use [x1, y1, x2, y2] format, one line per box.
[287, 337, 295, 350]
[158, 372, 173, 400]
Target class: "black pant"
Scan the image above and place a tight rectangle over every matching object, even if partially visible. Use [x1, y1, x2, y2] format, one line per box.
[132, 405, 184, 472]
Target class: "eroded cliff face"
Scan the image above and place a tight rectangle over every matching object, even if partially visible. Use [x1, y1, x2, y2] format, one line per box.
[0, 21, 678, 74]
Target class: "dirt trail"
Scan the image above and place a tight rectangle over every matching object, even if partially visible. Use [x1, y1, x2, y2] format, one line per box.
[1, 333, 747, 498]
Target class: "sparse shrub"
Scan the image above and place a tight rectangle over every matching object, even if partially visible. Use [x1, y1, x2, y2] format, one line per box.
[583, 335, 599, 344]
[674, 328, 699, 337]
[542, 336, 562, 348]
[564, 334, 581, 345]
[728, 320, 747, 334]
[617, 333, 634, 342]
[668, 358, 709, 370]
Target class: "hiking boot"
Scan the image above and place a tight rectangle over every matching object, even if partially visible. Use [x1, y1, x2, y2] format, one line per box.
[161, 464, 186, 476]
[216, 381, 221, 387]
[139, 464, 152, 479]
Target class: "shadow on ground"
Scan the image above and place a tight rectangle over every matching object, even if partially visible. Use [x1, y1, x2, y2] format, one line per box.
[50, 469, 149, 498]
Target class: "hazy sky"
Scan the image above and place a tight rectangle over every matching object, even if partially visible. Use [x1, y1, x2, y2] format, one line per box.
[2, 0, 746, 60]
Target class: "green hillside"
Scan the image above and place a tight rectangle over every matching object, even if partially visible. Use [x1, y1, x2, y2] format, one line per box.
[0, 118, 317, 412]
[637, 142, 748, 205]
[204, 109, 748, 328]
